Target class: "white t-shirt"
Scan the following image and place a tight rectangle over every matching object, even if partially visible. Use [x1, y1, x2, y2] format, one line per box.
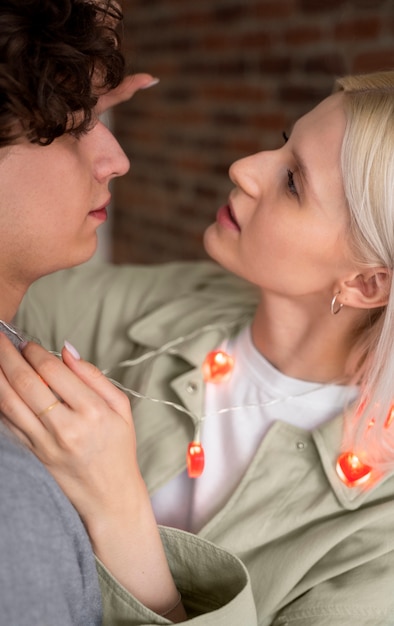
[151, 325, 358, 532]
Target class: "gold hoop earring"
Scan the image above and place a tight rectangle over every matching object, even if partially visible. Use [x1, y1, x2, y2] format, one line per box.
[330, 292, 343, 315]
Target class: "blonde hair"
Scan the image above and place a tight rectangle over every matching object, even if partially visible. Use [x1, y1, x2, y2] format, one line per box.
[335, 71, 394, 470]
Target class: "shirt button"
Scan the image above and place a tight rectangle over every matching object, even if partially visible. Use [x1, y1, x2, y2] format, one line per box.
[186, 381, 198, 394]
[296, 441, 306, 451]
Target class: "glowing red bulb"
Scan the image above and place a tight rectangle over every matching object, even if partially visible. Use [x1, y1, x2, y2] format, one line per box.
[202, 350, 234, 383]
[187, 442, 205, 478]
[336, 452, 372, 487]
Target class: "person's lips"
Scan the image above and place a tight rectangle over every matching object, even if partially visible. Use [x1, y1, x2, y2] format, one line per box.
[228, 203, 240, 229]
[88, 198, 111, 222]
[216, 202, 241, 231]
[88, 207, 108, 222]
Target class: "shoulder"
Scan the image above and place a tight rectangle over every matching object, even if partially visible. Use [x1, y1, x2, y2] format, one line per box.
[0, 427, 101, 625]
[14, 261, 258, 354]
[0, 426, 75, 521]
[18, 260, 254, 309]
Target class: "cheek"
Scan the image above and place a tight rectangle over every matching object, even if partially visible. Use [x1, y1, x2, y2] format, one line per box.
[244, 212, 344, 275]
[243, 214, 295, 259]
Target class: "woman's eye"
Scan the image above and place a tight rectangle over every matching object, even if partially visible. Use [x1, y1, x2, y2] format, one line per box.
[287, 169, 298, 196]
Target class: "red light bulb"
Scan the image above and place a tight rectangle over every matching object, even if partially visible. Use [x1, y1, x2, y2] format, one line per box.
[202, 350, 234, 383]
[336, 452, 372, 487]
[187, 441, 205, 478]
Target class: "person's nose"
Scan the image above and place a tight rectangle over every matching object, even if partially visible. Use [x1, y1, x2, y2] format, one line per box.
[228, 152, 264, 198]
[91, 121, 130, 183]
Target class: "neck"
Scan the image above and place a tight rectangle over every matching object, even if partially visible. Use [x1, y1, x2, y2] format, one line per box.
[0, 276, 28, 323]
[251, 292, 364, 384]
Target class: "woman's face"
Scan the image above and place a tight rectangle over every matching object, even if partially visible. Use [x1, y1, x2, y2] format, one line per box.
[0, 116, 129, 286]
[204, 93, 356, 301]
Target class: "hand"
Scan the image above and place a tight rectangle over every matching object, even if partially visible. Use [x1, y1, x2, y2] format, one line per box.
[0, 333, 141, 525]
[97, 73, 159, 115]
[0, 334, 186, 619]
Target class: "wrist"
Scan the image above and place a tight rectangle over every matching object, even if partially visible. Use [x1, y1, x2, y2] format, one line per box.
[84, 475, 153, 550]
[83, 480, 183, 615]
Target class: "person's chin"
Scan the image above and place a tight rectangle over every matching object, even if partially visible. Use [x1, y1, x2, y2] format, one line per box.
[78, 242, 98, 266]
[65, 238, 98, 270]
[202, 223, 217, 258]
[203, 226, 231, 270]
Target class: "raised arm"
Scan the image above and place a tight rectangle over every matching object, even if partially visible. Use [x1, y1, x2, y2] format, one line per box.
[0, 333, 186, 622]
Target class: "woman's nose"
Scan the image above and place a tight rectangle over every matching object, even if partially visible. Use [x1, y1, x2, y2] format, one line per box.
[228, 153, 262, 198]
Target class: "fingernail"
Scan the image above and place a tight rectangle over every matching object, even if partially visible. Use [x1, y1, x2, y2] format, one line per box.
[140, 77, 160, 90]
[64, 340, 81, 360]
[19, 341, 28, 352]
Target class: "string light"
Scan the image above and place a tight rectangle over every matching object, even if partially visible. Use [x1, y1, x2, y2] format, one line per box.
[187, 442, 205, 478]
[334, 402, 394, 487]
[105, 341, 377, 485]
[100, 320, 248, 376]
[336, 452, 372, 487]
[202, 350, 235, 383]
[188, 349, 234, 476]
[44, 320, 390, 487]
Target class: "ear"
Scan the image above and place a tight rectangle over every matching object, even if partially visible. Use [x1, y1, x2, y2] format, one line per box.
[340, 267, 391, 309]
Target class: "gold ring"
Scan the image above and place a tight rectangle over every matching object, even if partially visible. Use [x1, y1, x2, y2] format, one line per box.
[37, 399, 61, 419]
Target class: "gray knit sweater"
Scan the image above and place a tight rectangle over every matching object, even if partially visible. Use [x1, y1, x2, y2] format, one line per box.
[0, 424, 102, 625]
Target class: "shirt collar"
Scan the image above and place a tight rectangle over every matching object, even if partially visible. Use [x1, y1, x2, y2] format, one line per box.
[313, 415, 394, 509]
[126, 292, 256, 366]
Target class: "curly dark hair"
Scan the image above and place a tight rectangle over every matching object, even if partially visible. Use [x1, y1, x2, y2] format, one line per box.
[0, 0, 125, 146]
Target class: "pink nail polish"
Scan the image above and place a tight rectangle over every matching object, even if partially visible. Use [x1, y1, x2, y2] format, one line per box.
[64, 340, 81, 360]
[140, 77, 160, 89]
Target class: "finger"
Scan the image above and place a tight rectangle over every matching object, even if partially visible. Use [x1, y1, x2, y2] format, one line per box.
[0, 364, 38, 446]
[97, 73, 159, 113]
[61, 343, 131, 418]
[0, 363, 55, 456]
[21, 341, 100, 412]
[22, 341, 129, 421]
[0, 334, 60, 421]
[1, 415, 34, 451]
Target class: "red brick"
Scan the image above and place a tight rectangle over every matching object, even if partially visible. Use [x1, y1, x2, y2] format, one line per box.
[284, 26, 323, 46]
[259, 55, 292, 74]
[304, 54, 347, 75]
[334, 18, 382, 40]
[353, 49, 394, 72]
[201, 84, 268, 103]
[249, 1, 295, 19]
[278, 83, 329, 104]
[300, 0, 346, 12]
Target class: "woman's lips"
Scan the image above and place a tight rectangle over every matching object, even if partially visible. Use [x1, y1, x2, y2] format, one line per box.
[216, 204, 241, 231]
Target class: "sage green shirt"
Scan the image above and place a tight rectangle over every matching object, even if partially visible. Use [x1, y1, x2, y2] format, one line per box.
[15, 261, 394, 625]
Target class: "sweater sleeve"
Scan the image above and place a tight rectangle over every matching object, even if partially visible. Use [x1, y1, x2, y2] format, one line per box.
[96, 527, 257, 626]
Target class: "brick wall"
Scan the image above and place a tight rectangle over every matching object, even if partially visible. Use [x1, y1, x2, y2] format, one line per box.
[112, 0, 394, 264]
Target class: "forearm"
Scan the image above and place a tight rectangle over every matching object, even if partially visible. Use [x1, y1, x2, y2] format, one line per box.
[0, 338, 186, 621]
[85, 478, 187, 622]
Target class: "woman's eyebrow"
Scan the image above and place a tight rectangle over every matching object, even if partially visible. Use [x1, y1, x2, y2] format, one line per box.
[291, 146, 320, 205]
[287, 117, 321, 205]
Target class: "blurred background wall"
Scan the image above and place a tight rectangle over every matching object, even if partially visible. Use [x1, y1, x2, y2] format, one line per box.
[111, 0, 394, 264]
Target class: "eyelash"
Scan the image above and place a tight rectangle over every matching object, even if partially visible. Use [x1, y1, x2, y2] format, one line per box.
[287, 169, 298, 196]
[282, 131, 298, 197]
